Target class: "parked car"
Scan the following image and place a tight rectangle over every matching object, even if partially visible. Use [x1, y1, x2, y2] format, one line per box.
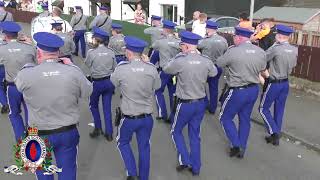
[185, 15, 239, 34]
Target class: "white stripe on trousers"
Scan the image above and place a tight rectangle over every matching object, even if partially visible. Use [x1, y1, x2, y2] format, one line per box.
[116, 118, 129, 176]
[155, 95, 162, 118]
[259, 84, 273, 134]
[6, 86, 12, 115]
[170, 103, 182, 165]
[219, 90, 233, 147]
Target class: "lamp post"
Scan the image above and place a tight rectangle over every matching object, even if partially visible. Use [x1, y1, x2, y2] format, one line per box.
[249, 0, 255, 23]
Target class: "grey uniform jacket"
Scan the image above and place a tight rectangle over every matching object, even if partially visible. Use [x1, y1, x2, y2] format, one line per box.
[56, 32, 76, 57]
[198, 33, 228, 63]
[163, 52, 218, 100]
[266, 41, 298, 80]
[89, 14, 112, 35]
[108, 34, 126, 56]
[0, 11, 13, 21]
[70, 13, 88, 31]
[0, 40, 36, 82]
[144, 26, 164, 44]
[15, 60, 93, 130]
[85, 45, 117, 78]
[216, 41, 267, 87]
[111, 59, 161, 116]
[152, 34, 180, 68]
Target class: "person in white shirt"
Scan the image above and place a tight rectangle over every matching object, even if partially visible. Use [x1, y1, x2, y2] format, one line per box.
[31, 7, 72, 39]
[192, 13, 207, 38]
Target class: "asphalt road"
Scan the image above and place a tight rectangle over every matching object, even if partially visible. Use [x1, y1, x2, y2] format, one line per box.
[1, 56, 320, 180]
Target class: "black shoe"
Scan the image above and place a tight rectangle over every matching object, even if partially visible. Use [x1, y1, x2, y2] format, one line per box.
[127, 176, 139, 180]
[207, 109, 215, 115]
[265, 135, 273, 144]
[272, 133, 280, 146]
[1, 105, 9, 114]
[229, 147, 241, 158]
[164, 119, 171, 124]
[156, 117, 164, 121]
[176, 165, 189, 172]
[237, 150, 245, 159]
[105, 134, 113, 142]
[89, 128, 102, 138]
[265, 133, 280, 146]
[72, 52, 78, 56]
[188, 168, 200, 176]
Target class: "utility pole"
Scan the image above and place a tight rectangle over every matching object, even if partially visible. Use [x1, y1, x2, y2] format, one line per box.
[249, 0, 255, 23]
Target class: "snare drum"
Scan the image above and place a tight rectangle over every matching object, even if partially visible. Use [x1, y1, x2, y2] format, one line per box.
[85, 32, 94, 45]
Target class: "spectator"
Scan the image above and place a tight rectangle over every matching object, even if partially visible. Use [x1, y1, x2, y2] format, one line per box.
[6, 0, 18, 9]
[238, 12, 253, 30]
[193, 11, 200, 21]
[134, 3, 145, 25]
[19, 0, 34, 12]
[192, 13, 207, 38]
[252, 18, 276, 50]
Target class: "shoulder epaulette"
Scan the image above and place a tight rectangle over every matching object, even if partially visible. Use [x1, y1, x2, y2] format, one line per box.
[174, 52, 187, 59]
[17, 41, 34, 47]
[200, 54, 211, 60]
[21, 63, 35, 70]
[144, 61, 156, 67]
[227, 45, 235, 50]
[117, 61, 130, 66]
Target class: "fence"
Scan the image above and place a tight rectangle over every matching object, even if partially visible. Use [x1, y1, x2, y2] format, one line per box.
[292, 46, 320, 82]
[290, 30, 320, 48]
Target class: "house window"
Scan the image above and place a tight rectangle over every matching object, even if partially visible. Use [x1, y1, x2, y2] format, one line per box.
[162, 4, 178, 23]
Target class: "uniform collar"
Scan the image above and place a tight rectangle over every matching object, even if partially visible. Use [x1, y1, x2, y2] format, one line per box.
[208, 32, 218, 38]
[43, 59, 59, 63]
[238, 40, 252, 46]
[279, 41, 289, 45]
[132, 58, 141, 62]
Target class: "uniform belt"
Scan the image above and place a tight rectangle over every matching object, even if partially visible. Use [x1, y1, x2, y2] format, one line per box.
[270, 78, 288, 83]
[6, 82, 15, 86]
[92, 76, 110, 81]
[115, 55, 125, 57]
[38, 124, 77, 136]
[229, 83, 257, 90]
[178, 98, 205, 104]
[124, 114, 152, 119]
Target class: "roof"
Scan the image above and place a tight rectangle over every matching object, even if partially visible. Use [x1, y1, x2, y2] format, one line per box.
[253, 6, 320, 24]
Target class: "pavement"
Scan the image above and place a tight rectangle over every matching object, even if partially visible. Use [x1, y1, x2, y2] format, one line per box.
[0, 22, 320, 180]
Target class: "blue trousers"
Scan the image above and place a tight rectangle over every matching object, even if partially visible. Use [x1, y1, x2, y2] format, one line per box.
[259, 81, 289, 135]
[74, 30, 86, 58]
[220, 85, 259, 151]
[206, 66, 223, 114]
[0, 65, 8, 106]
[89, 79, 114, 136]
[116, 116, 153, 180]
[7, 84, 28, 141]
[149, 50, 160, 65]
[171, 99, 206, 174]
[36, 128, 80, 180]
[115, 55, 126, 64]
[155, 71, 176, 119]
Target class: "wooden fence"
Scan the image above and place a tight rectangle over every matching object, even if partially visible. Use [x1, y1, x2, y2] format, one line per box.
[292, 46, 320, 82]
